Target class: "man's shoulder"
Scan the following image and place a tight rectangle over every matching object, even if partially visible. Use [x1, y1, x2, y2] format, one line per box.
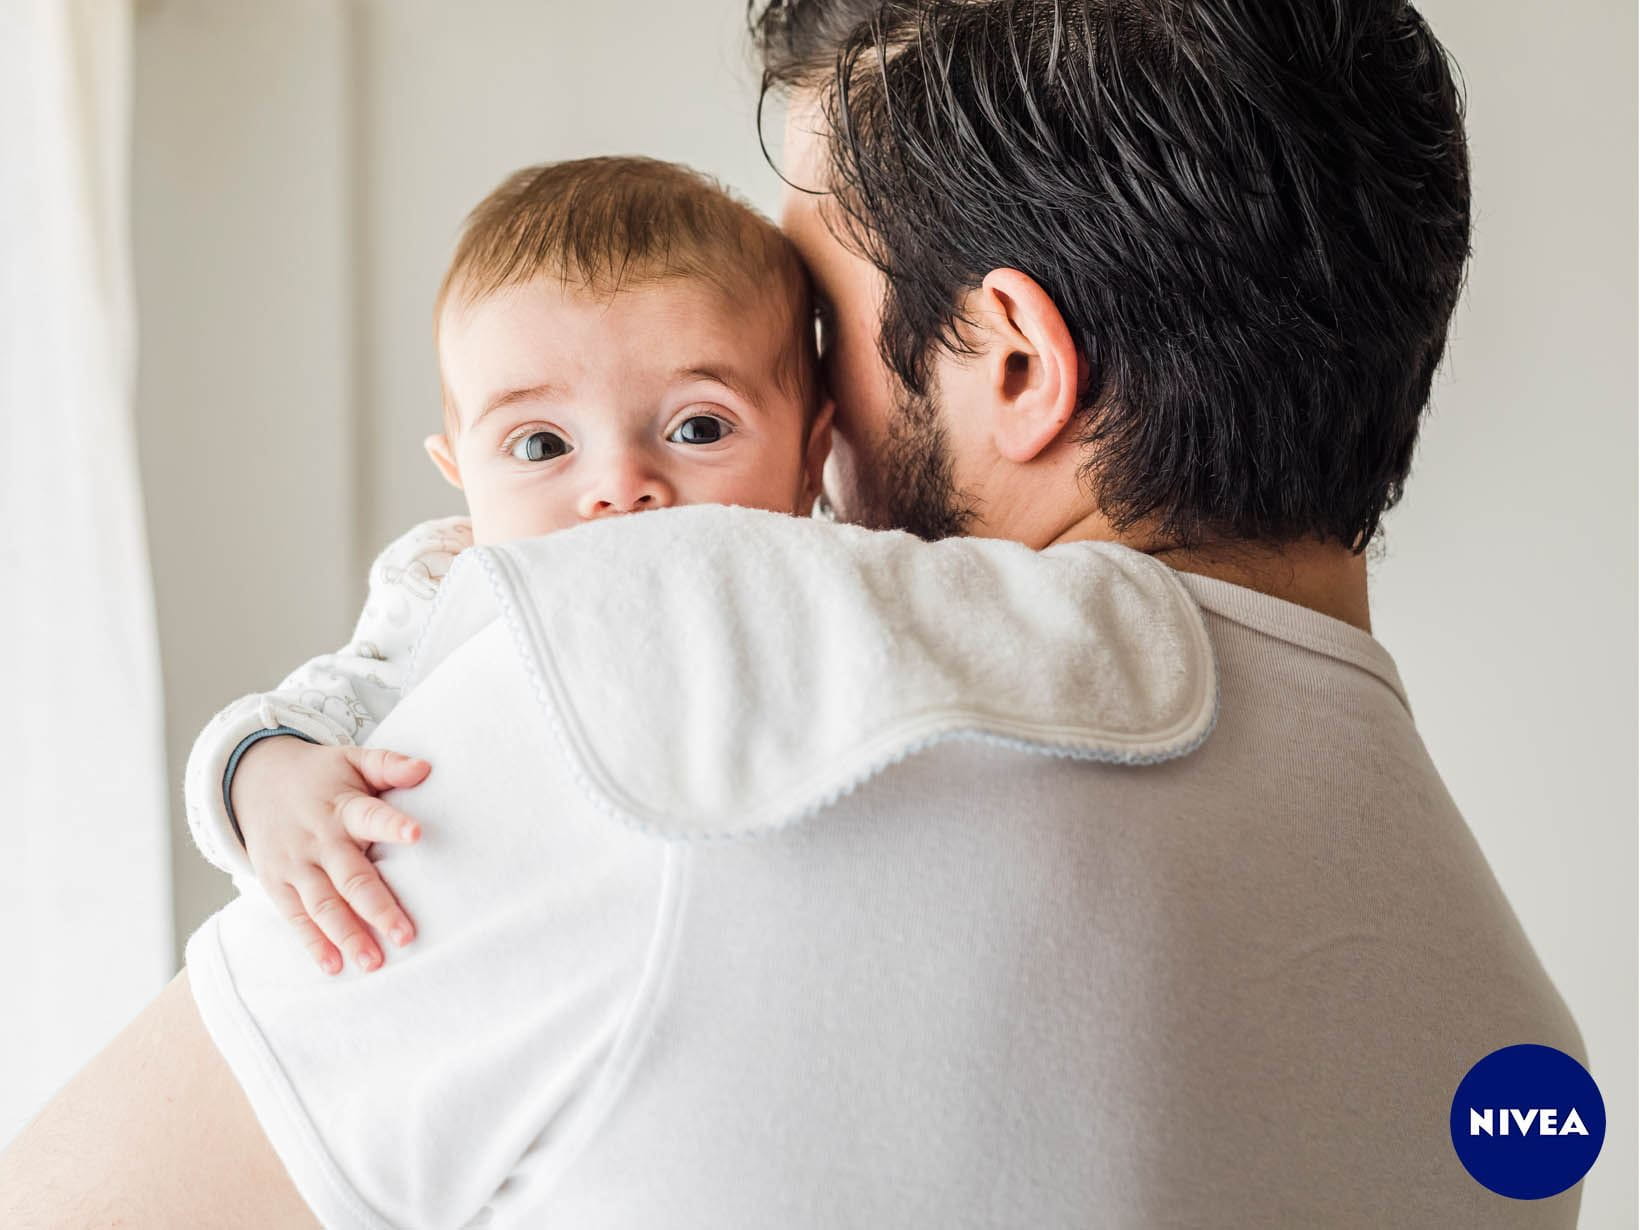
[400, 506, 1219, 841]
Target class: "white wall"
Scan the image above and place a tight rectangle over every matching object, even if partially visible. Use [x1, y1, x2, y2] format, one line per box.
[134, 0, 359, 950]
[133, 1, 1635, 1223]
[1373, 2, 1636, 1221]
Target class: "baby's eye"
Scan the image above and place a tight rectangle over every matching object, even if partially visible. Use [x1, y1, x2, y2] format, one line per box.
[509, 430, 571, 462]
[668, 414, 731, 446]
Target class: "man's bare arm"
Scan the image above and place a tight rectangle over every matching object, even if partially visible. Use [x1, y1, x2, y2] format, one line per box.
[0, 970, 318, 1229]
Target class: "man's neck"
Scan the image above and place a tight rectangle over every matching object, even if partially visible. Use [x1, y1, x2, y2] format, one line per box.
[1049, 518, 1373, 634]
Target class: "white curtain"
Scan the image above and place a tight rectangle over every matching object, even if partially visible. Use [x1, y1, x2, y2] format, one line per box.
[0, 0, 172, 1144]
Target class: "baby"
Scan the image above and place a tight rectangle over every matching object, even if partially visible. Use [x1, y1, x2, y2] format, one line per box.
[183, 156, 830, 975]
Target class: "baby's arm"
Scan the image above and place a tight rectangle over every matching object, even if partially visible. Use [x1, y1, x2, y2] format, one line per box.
[182, 516, 473, 966]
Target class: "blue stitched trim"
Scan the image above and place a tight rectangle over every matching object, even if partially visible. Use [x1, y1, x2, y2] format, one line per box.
[222, 726, 318, 850]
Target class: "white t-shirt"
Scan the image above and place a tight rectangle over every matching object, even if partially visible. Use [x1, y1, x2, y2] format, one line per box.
[184, 506, 1585, 1229]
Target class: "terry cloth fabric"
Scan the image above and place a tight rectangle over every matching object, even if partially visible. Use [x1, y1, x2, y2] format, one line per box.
[184, 505, 1585, 1230]
[401, 506, 1219, 838]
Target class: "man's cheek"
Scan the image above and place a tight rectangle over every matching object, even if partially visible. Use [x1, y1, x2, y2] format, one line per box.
[829, 356, 884, 446]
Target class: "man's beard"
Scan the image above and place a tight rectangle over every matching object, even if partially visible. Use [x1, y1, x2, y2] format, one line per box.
[834, 384, 975, 542]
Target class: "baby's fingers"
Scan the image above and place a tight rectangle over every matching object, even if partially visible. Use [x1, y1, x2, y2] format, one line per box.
[345, 746, 431, 793]
[322, 843, 417, 951]
[268, 881, 344, 976]
[337, 791, 423, 846]
[291, 866, 383, 972]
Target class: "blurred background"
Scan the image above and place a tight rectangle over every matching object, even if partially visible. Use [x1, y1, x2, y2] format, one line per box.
[1, 0, 1633, 1222]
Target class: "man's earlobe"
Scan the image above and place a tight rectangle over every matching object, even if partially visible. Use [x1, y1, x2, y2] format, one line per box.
[977, 268, 1081, 465]
[424, 434, 464, 490]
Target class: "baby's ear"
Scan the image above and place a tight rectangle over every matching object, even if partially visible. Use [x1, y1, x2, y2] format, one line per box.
[802, 399, 834, 505]
[423, 434, 463, 490]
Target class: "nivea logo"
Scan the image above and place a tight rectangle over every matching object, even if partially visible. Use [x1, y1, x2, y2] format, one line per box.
[1450, 1045, 1605, 1199]
[1467, 1107, 1589, 1136]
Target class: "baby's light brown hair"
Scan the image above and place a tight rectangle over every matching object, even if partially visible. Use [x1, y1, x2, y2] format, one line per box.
[435, 156, 820, 432]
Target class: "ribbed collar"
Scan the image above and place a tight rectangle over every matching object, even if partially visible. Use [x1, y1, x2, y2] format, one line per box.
[1171, 568, 1411, 716]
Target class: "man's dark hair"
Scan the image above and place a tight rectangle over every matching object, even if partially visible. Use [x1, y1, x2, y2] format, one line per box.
[750, 0, 1471, 553]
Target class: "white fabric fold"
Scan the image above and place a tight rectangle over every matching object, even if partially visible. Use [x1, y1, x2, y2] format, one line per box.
[405, 505, 1218, 839]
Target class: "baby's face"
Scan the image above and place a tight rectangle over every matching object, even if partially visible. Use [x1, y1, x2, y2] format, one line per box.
[433, 276, 826, 546]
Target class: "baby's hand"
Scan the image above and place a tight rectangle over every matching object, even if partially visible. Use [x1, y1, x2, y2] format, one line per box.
[229, 736, 430, 975]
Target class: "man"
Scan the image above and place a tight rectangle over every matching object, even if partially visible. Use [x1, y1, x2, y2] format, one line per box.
[0, 1, 1585, 1226]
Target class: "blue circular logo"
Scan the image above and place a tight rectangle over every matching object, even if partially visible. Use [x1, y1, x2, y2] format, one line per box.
[1450, 1044, 1604, 1200]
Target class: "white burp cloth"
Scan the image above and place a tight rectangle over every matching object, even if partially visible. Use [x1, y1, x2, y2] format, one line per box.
[404, 504, 1219, 839]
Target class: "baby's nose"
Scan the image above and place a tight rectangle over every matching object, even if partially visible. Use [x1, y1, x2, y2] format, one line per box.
[579, 468, 673, 519]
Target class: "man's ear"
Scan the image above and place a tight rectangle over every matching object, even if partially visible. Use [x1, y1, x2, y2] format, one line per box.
[801, 398, 835, 509]
[423, 433, 463, 490]
[970, 268, 1081, 464]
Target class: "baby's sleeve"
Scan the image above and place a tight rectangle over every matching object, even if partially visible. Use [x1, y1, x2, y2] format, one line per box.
[182, 515, 474, 881]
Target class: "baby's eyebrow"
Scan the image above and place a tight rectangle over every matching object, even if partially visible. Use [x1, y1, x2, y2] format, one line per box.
[674, 364, 757, 406]
[472, 382, 565, 428]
